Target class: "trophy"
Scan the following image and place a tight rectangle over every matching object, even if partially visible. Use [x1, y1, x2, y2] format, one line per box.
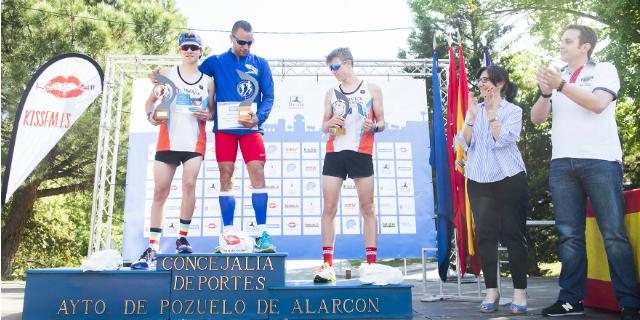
[151, 72, 177, 121]
[330, 89, 351, 136]
[236, 69, 259, 121]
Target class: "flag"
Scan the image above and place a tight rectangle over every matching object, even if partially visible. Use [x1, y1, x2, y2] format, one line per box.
[1, 53, 104, 204]
[584, 189, 640, 311]
[429, 47, 453, 282]
[482, 46, 492, 67]
[453, 41, 482, 276]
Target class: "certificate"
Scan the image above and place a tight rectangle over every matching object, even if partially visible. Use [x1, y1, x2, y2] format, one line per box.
[217, 101, 258, 130]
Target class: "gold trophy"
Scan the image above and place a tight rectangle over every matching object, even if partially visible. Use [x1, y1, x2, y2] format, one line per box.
[236, 69, 259, 121]
[151, 72, 177, 121]
[330, 89, 351, 136]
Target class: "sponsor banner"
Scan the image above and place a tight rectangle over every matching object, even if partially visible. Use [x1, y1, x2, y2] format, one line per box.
[2, 53, 103, 203]
[123, 77, 435, 260]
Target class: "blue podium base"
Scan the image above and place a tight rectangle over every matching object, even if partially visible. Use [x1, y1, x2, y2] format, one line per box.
[22, 254, 412, 319]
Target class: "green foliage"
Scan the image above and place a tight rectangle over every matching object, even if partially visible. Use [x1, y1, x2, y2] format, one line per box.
[1, 0, 186, 278]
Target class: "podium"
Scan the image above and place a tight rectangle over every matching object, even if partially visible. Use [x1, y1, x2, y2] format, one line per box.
[23, 253, 412, 319]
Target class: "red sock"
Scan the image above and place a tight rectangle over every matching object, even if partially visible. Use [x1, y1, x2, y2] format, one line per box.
[365, 247, 377, 264]
[322, 246, 334, 266]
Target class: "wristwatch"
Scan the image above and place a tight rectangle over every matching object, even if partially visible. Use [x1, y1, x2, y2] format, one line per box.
[558, 80, 566, 92]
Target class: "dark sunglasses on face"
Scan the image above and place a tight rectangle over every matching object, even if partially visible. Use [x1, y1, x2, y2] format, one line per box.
[180, 44, 201, 51]
[329, 63, 342, 72]
[233, 35, 253, 46]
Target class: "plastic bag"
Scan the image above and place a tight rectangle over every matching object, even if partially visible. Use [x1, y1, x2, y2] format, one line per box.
[358, 263, 404, 285]
[80, 249, 123, 271]
[218, 231, 255, 253]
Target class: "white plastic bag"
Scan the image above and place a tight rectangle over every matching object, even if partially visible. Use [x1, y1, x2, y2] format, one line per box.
[218, 231, 255, 253]
[358, 263, 404, 285]
[80, 249, 123, 271]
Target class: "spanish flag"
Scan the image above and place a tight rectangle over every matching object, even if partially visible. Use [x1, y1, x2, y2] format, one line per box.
[584, 188, 640, 311]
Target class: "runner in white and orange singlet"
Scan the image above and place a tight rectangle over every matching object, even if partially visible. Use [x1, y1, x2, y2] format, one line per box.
[314, 47, 386, 283]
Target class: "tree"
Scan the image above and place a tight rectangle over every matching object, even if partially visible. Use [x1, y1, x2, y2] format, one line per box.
[1, 0, 187, 277]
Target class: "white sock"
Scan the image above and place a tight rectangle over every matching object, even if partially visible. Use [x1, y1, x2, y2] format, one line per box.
[223, 225, 234, 234]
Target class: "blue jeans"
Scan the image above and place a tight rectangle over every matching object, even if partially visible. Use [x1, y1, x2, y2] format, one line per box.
[549, 158, 640, 309]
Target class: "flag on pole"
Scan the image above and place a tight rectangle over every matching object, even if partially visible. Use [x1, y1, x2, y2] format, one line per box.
[429, 39, 453, 282]
[455, 36, 482, 276]
[483, 46, 492, 67]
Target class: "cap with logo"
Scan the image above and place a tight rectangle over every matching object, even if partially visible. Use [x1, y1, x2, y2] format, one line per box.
[179, 31, 202, 47]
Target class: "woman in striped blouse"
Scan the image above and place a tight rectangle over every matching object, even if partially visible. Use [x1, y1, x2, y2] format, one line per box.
[456, 65, 529, 314]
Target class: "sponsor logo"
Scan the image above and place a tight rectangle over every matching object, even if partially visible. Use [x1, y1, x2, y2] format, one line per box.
[344, 203, 357, 208]
[286, 163, 297, 172]
[303, 147, 317, 153]
[285, 203, 300, 209]
[304, 222, 320, 228]
[39, 75, 96, 98]
[268, 203, 277, 209]
[288, 221, 297, 228]
[222, 235, 241, 245]
[289, 96, 304, 108]
[383, 222, 397, 228]
[345, 219, 357, 228]
[236, 80, 254, 98]
[245, 64, 258, 75]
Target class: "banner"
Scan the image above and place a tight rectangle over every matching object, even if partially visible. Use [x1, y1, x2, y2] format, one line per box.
[1, 53, 104, 204]
[122, 76, 435, 261]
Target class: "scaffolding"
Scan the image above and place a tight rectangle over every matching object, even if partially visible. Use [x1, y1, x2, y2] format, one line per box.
[88, 54, 448, 255]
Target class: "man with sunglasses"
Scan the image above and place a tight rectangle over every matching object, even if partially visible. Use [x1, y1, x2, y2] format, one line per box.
[199, 20, 276, 253]
[314, 47, 386, 283]
[133, 31, 214, 269]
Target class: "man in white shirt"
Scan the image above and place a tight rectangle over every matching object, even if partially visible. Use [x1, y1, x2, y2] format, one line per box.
[532, 24, 640, 319]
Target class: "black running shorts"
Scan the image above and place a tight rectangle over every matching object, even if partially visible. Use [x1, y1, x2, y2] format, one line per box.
[155, 151, 202, 166]
[322, 150, 373, 180]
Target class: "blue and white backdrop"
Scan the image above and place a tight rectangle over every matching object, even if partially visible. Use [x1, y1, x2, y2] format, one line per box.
[123, 76, 434, 262]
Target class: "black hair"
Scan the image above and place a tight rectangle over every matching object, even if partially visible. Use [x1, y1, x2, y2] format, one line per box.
[232, 20, 252, 35]
[565, 24, 597, 59]
[475, 65, 518, 103]
[326, 47, 354, 66]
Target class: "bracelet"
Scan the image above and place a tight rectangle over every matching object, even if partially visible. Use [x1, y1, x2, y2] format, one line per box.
[146, 111, 152, 121]
[538, 88, 552, 99]
[466, 122, 474, 127]
[558, 80, 566, 92]
[489, 117, 498, 123]
[373, 123, 379, 133]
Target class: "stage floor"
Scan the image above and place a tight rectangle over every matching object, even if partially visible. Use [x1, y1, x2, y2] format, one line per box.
[1, 260, 622, 319]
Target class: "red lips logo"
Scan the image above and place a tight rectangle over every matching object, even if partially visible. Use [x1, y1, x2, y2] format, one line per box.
[223, 235, 241, 245]
[288, 222, 297, 228]
[44, 76, 88, 98]
[268, 203, 277, 209]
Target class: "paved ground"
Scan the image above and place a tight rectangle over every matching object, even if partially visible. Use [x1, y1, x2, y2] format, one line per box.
[2, 260, 623, 319]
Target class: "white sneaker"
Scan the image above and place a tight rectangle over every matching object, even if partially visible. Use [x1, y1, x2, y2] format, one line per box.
[313, 262, 336, 283]
[358, 263, 403, 285]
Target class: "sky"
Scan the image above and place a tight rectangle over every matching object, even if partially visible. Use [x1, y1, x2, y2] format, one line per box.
[175, 0, 415, 60]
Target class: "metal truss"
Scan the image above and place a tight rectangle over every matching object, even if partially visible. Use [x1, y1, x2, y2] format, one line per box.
[88, 55, 449, 255]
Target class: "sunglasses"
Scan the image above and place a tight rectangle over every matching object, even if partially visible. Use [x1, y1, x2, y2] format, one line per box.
[180, 44, 201, 51]
[233, 35, 254, 46]
[329, 63, 342, 72]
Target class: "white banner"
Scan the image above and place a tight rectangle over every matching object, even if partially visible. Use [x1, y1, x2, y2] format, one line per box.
[123, 76, 435, 260]
[2, 53, 103, 203]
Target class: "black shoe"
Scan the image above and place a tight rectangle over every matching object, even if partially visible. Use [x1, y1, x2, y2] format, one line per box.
[542, 300, 584, 317]
[176, 237, 193, 254]
[621, 308, 640, 320]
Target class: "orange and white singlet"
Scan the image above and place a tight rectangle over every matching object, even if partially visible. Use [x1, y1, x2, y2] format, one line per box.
[326, 80, 375, 155]
[156, 66, 209, 155]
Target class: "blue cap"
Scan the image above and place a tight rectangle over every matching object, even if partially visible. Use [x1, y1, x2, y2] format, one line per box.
[179, 31, 202, 47]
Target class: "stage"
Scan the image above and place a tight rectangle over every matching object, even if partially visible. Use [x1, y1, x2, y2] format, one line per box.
[1, 260, 622, 319]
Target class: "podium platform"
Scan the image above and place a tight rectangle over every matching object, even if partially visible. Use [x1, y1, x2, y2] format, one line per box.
[22, 253, 412, 319]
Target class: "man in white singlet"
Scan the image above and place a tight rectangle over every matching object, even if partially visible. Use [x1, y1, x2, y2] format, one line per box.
[314, 47, 385, 283]
[132, 31, 214, 269]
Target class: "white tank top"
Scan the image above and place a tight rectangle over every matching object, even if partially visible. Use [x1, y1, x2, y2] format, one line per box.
[326, 80, 375, 155]
[156, 66, 209, 154]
